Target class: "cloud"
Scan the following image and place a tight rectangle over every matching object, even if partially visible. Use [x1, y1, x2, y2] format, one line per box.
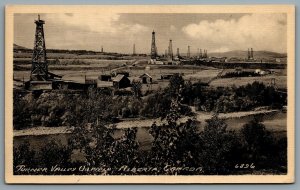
[170, 25, 176, 32]
[182, 14, 287, 52]
[45, 13, 149, 36]
[37, 13, 150, 52]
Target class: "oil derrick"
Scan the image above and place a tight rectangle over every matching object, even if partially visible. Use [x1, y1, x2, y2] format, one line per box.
[200, 49, 203, 58]
[187, 46, 190, 58]
[31, 15, 48, 81]
[150, 30, 157, 59]
[101, 46, 103, 53]
[168, 39, 173, 60]
[247, 48, 251, 59]
[202, 49, 206, 58]
[133, 44, 136, 55]
[176, 48, 180, 57]
[251, 48, 254, 59]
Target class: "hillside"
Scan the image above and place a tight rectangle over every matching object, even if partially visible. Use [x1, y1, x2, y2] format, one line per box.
[209, 50, 287, 60]
[13, 43, 30, 50]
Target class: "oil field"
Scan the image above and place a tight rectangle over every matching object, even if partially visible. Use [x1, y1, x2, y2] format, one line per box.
[12, 14, 288, 175]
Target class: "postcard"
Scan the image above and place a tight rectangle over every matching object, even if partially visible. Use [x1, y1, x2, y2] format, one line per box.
[5, 5, 295, 183]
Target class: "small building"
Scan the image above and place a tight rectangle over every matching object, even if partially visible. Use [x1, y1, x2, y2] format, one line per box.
[99, 74, 112, 81]
[235, 67, 243, 74]
[112, 74, 131, 89]
[117, 71, 130, 77]
[275, 58, 281, 63]
[155, 61, 164, 65]
[139, 73, 153, 84]
[255, 69, 268, 75]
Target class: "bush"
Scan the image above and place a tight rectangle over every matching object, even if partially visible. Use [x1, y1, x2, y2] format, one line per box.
[13, 141, 37, 174]
[39, 139, 71, 169]
[199, 115, 241, 174]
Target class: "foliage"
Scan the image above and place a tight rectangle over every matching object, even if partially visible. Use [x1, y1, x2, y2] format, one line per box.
[222, 71, 260, 78]
[167, 73, 185, 98]
[13, 77, 287, 175]
[199, 115, 241, 174]
[13, 141, 37, 174]
[182, 81, 286, 113]
[131, 80, 142, 98]
[39, 139, 71, 169]
[239, 117, 286, 171]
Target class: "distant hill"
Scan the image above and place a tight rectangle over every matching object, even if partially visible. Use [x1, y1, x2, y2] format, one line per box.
[209, 50, 287, 60]
[13, 44, 30, 50]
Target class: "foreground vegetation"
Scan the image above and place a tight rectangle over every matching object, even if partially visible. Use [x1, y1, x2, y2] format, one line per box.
[13, 76, 287, 175]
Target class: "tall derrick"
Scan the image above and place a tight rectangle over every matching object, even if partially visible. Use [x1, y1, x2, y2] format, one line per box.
[168, 39, 173, 60]
[150, 30, 157, 59]
[247, 48, 251, 59]
[31, 15, 48, 81]
[187, 46, 190, 58]
[200, 49, 203, 58]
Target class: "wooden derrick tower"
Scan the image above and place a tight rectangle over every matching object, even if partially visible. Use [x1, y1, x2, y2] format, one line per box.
[150, 30, 157, 59]
[31, 15, 48, 81]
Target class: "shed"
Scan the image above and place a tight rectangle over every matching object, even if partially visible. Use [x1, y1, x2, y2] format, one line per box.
[99, 74, 112, 81]
[139, 73, 153, 84]
[112, 74, 131, 89]
[117, 71, 130, 77]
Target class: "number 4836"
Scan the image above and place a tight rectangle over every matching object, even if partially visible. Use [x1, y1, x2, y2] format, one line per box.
[235, 163, 255, 169]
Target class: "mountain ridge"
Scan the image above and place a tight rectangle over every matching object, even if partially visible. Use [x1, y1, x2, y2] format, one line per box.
[13, 44, 287, 59]
[209, 50, 287, 59]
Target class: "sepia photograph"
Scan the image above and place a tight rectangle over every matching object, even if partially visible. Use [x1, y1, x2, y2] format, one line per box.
[5, 5, 295, 183]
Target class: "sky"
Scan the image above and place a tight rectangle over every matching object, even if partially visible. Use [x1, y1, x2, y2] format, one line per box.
[14, 13, 287, 54]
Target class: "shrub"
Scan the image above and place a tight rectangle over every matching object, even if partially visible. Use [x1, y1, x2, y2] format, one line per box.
[13, 141, 36, 174]
[199, 115, 241, 174]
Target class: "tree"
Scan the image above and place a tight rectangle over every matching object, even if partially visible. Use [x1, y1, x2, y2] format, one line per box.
[240, 118, 275, 163]
[147, 88, 202, 174]
[131, 80, 142, 98]
[13, 141, 37, 174]
[40, 139, 71, 170]
[168, 73, 184, 98]
[199, 114, 241, 174]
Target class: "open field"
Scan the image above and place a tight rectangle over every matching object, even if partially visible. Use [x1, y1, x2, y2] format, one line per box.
[210, 75, 287, 88]
[14, 52, 145, 59]
[14, 61, 287, 90]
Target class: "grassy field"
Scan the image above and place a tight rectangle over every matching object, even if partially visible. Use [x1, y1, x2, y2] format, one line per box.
[13, 61, 287, 91]
[14, 52, 136, 59]
[13, 52, 287, 91]
[210, 75, 287, 89]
